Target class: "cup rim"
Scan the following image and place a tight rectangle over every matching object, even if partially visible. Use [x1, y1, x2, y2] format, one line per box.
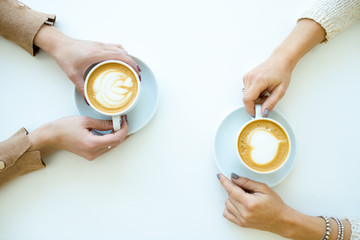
[236, 117, 292, 174]
[84, 60, 141, 116]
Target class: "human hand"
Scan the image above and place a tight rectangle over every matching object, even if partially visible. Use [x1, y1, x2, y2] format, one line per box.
[218, 173, 353, 240]
[242, 19, 327, 117]
[218, 173, 294, 237]
[242, 53, 292, 117]
[28, 116, 129, 160]
[53, 39, 141, 97]
[34, 26, 141, 97]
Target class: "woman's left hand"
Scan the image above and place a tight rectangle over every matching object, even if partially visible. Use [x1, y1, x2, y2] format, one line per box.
[28, 116, 129, 160]
[218, 173, 294, 237]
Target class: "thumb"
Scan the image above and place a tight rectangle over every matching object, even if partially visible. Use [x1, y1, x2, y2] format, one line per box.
[262, 86, 285, 116]
[71, 73, 85, 98]
[76, 85, 85, 98]
[85, 118, 113, 131]
[230, 173, 269, 193]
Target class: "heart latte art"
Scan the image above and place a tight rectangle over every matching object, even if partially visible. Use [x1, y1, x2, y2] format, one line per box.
[86, 63, 139, 114]
[248, 130, 280, 165]
[237, 119, 289, 172]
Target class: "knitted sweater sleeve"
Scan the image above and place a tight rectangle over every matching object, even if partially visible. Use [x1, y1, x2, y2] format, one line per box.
[299, 0, 360, 41]
[345, 217, 360, 240]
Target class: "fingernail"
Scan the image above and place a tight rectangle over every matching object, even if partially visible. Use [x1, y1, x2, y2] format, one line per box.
[217, 173, 221, 180]
[84, 97, 89, 106]
[125, 115, 129, 125]
[264, 108, 269, 117]
[231, 172, 240, 180]
[137, 65, 142, 72]
[139, 74, 142, 82]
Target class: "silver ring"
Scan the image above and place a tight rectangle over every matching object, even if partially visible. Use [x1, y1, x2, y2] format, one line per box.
[107, 146, 112, 149]
[260, 91, 271, 97]
[242, 88, 245, 93]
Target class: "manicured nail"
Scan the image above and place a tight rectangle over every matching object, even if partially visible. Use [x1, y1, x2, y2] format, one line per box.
[84, 97, 89, 106]
[264, 108, 269, 117]
[217, 173, 221, 180]
[125, 115, 129, 126]
[139, 74, 142, 82]
[137, 65, 142, 72]
[231, 172, 240, 180]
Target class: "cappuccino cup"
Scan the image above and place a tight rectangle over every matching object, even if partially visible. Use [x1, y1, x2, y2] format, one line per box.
[84, 60, 141, 131]
[236, 105, 291, 174]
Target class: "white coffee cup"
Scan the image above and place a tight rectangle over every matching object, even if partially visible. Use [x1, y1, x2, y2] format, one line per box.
[84, 60, 141, 131]
[236, 104, 292, 174]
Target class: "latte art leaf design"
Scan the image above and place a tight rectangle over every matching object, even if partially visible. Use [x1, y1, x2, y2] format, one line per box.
[93, 69, 136, 109]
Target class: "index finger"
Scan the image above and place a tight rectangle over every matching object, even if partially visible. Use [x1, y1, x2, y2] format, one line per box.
[105, 52, 140, 76]
[243, 84, 267, 116]
[93, 51, 141, 76]
[93, 116, 129, 147]
[218, 174, 246, 201]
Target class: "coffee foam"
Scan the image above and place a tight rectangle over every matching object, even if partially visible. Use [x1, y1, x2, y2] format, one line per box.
[93, 70, 134, 109]
[238, 119, 289, 173]
[248, 129, 280, 165]
[87, 63, 138, 114]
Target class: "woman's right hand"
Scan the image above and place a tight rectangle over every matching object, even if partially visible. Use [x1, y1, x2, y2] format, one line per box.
[218, 173, 338, 240]
[218, 173, 295, 237]
[242, 53, 293, 117]
[28, 116, 129, 160]
[34, 25, 141, 98]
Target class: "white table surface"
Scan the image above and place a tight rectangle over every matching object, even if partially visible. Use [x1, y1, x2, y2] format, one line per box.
[1, 0, 360, 239]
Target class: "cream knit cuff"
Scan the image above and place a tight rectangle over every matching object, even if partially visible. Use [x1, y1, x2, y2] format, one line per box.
[346, 217, 360, 240]
[299, 0, 360, 41]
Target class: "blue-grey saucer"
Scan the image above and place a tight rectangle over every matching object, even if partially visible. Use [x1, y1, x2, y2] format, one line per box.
[213, 106, 296, 187]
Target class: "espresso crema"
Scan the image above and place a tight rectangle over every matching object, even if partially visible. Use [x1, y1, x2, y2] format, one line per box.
[237, 119, 289, 172]
[86, 63, 138, 114]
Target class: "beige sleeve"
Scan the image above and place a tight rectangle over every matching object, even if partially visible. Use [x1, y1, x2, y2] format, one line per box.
[299, 0, 360, 41]
[0, 128, 45, 187]
[0, 0, 56, 55]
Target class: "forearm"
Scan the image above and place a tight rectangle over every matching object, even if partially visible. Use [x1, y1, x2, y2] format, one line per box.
[28, 123, 57, 157]
[34, 25, 70, 58]
[278, 207, 351, 240]
[270, 19, 326, 71]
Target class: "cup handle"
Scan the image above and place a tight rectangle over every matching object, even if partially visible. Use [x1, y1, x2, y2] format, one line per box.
[255, 104, 262, 120]
[112, 115, 121, 131]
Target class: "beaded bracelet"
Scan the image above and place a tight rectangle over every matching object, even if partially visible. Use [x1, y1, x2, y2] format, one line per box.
[320, 216, 331, 240]
[339, 219, 344, 240]
[338, 218, 344, 240]
[332, 217, 344, 240]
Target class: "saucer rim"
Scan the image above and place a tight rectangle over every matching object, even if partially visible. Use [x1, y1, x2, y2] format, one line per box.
[213, 105, 296, 187]
[129, 55, 160, 134]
